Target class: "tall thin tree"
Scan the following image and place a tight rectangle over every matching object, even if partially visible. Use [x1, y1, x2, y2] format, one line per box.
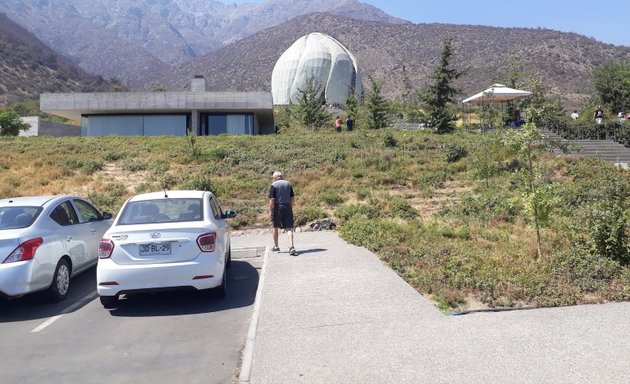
[365, 75, 389, 129]
[421, 38, 464, 134]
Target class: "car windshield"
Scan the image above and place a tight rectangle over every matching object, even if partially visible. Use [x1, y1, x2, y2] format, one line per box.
[117, 198, 203, 225]
[0, 206, 42, 230]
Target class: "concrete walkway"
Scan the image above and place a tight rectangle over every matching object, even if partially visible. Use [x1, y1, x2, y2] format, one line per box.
[232, 231, 630, 384]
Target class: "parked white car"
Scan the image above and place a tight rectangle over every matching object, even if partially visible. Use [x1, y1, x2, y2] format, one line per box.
[97, 190, 236, 308]
[0, 195, 113, 302]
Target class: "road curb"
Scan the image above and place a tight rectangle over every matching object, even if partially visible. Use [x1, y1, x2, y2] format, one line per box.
[238, 245, 269, 383]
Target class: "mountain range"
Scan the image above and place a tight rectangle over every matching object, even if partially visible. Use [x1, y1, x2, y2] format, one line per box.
[0, 12, 110, 104]
[0, 0, 404, 85]
[144, 13, 630, 108]
[1, 1, 630, 109]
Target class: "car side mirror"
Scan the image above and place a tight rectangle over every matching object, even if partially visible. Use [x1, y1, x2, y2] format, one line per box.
[223, 210, 237, 219]
[102, 212, 113, 220]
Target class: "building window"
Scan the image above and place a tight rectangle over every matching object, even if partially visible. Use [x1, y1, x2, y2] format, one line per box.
[83, 115, 187, 136]
[205, 114, 253, 135]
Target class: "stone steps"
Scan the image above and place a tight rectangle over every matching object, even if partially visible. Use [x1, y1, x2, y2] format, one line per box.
[541, 128, 630, 165]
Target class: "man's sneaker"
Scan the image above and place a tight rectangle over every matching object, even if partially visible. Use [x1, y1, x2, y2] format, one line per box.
[271, 246, 280, 253]
[289, 246, 298, 256]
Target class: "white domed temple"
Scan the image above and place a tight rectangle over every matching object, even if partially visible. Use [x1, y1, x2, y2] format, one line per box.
[271, 33, 362, 105]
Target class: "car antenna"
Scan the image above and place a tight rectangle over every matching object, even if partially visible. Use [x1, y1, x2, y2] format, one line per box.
[164, 189, 169, 198]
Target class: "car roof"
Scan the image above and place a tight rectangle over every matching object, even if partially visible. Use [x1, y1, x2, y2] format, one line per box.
[127, 190, 210, 202]
[0, 195, 78, 208]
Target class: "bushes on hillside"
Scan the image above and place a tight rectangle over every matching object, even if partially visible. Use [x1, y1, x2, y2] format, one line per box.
[544, 116, 630, 146]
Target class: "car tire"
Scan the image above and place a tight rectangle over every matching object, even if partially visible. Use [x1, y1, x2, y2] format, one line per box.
[100, 295, 118, 309]
[212, 266, 227, 299]
[48, 258, 71, 302]
[226, 246, 232, 269]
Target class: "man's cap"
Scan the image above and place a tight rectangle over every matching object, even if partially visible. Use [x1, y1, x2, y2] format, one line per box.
[272, 171, 283, 178]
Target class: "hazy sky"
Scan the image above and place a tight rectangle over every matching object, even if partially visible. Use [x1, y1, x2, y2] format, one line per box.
[225, 0, 629, 46]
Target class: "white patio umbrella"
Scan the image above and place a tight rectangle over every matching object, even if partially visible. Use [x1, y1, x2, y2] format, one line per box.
[462, 84, 532, 104]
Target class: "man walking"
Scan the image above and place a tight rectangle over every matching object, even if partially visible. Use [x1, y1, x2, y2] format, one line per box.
[269, 171, 297, 256]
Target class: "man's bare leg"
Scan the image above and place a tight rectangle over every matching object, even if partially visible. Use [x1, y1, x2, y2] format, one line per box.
[273, 227, 279, 248]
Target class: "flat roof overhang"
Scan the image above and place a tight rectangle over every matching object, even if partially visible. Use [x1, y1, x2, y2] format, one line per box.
[40, 91, 275, 129]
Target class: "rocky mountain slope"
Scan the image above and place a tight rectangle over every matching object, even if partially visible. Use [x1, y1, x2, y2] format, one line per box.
[0, 0, 405, 85]
[145, 13, 630, 108]
[0, 13, 110, 105]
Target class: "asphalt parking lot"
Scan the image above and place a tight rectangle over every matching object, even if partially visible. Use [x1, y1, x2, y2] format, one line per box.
[0, 247, 264, 384]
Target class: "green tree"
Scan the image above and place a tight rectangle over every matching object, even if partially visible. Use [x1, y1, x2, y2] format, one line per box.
[591, 60, 630, 113]
[345, 93, 359, 128]
[502, 56, 525, 122]
[520, 75, 564, 126]
[503, 123, 564, 259]
[295, 77, 329, 129]
[421, 38, 465, 134]
[365, 75, 389, 129]
[0, 110, 30, 136]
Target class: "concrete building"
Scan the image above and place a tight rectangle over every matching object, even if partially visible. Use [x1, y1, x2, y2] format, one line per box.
[40, 77, 275, 136]
[19, 116, 81, 137]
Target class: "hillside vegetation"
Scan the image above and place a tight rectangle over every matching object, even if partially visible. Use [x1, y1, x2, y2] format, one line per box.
[1, 127, 628, 311]
[0, 13, 110, 105]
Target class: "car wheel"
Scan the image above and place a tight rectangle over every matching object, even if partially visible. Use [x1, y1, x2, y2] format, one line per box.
[212, 266, 227, 299]
[48, 259, 71, 302]
[100, 295, 118, 309]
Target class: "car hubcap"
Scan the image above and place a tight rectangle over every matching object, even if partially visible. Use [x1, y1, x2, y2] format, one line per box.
[57, 265, 70, 295]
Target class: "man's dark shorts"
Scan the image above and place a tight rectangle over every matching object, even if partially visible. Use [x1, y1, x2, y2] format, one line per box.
[272, 204, 294, 229]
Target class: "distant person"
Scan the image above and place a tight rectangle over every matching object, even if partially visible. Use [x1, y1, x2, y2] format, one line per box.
[618, 111, 625, 123]
[594, 106, 604, 125]
[335, 116, 342, 132]
[514, 110, 524, 127]
[571, 110, 579, 120]
[269, 171, 297, 256]
[345, 116, 353, 131]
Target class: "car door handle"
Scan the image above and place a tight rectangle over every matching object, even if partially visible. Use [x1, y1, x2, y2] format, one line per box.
[66, 236, 72, 242]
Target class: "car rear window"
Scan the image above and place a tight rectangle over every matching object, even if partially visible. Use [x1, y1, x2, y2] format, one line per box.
[0, 206, 42, 230]
[117, 198, 203, 225]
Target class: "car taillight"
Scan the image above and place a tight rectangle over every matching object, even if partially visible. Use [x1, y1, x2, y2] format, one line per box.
[99, 239, 114, 259]
[3, 237, 43, 263]
[197, 232, 216, 252]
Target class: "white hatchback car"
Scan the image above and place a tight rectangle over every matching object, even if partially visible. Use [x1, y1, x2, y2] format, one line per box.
[0, 195, 113, 302]
[97, 190, 236, 308]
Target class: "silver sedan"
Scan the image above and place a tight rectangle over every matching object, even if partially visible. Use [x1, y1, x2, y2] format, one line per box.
[0, 195, 113, 302]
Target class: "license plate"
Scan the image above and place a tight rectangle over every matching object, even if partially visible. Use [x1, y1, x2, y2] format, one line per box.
[139, 242, 171, 256]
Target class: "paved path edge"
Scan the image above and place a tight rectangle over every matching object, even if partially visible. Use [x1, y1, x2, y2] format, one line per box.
[238, 245, 269, 384]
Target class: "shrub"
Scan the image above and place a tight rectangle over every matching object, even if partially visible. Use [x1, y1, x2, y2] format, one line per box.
[294, 205, 328, 226]
[338, 218, 406, 252]
[414, 170, 449, 189]
[319, 190, 345, 206]
[586, 202, 629, 264]
[121, 159, 149, 172]
[388, 196, 417, 219]
[441, 191, 522, 223]
[178, 174, 216, 194]
[383, 134, 398, 148]
[335, 203, 381, 221]
[444, 144, 468, 163]
[355, 187, 370, 200]
[63, 159, 103, 175]
[88, 183, 127, 214]
[103, 151, 126, 161]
